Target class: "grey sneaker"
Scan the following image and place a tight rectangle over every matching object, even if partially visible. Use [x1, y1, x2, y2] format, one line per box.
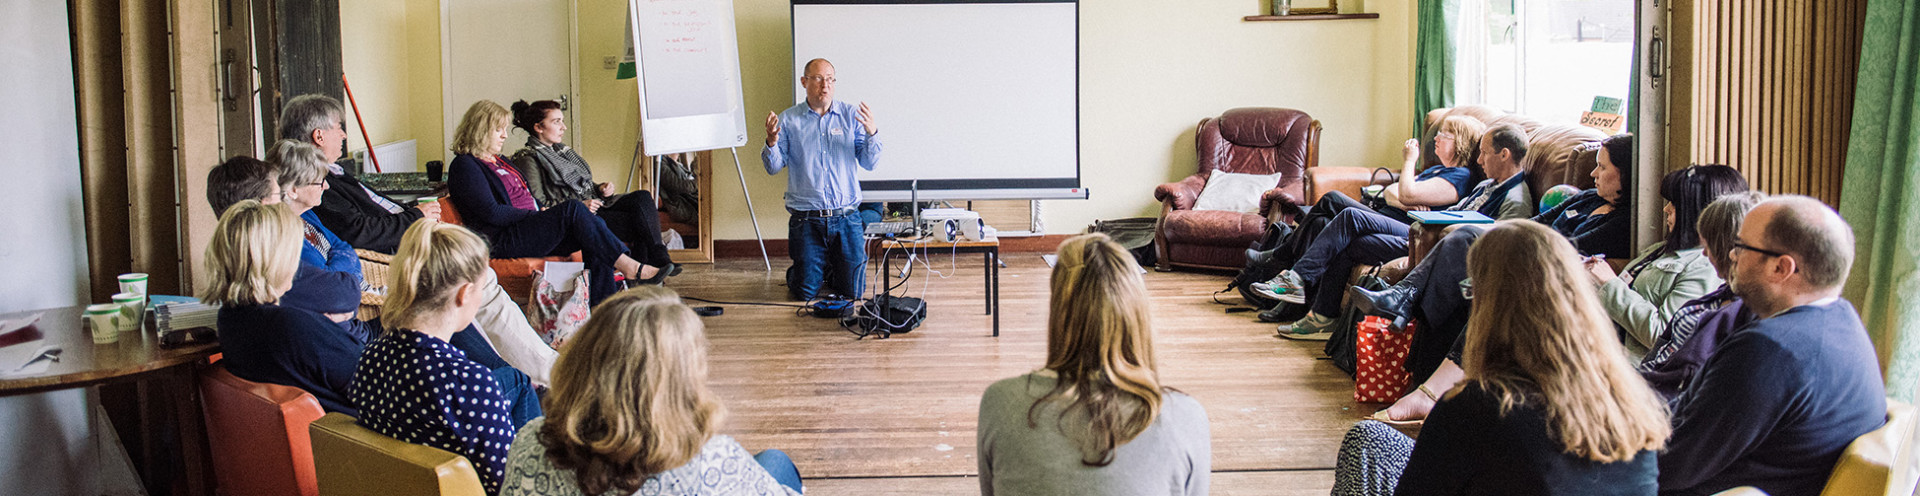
[1277, 313, 1338, 341]
[1251, 270, 1309, 304]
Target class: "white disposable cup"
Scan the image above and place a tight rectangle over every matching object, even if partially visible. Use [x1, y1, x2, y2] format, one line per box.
[117, 273, 149, 298]
[85, 304, 123, 344]
[111, 293, 145, 332]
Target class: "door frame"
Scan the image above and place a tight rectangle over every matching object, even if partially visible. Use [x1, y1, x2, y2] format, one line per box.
[438, 0, 582, 148]
[1634, 0, 1678, 250]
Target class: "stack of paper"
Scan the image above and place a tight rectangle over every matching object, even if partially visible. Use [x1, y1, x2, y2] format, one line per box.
[154, 302, 218, 334]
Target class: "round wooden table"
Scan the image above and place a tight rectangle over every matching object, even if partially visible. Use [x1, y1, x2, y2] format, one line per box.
[0, 305, 218, 395]
[0, 305, 220, 495]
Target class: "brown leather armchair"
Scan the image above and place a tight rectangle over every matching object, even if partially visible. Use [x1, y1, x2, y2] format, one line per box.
[1154, 107, 1321, 271]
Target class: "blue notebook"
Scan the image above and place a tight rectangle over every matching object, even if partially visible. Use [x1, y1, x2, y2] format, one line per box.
[1408, 210, 1494, 225]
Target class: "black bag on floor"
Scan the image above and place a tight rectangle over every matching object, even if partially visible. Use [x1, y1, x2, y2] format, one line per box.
[1234, 212, 1334, 310]
[1323, 267, 1391, 376]
[1089, 218, 1159, 267]
[844, 295, 927, 338]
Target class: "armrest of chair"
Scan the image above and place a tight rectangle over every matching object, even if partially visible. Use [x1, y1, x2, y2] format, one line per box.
[1304, 166, 1397, 206]
[1406, 222, 1456, 268]
[1154, 174, 1208, 211]
[310, 412, 487, 496]
[1260, 187, 1305, 224]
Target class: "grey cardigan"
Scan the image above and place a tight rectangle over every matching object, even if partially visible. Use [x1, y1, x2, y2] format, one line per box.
[1598, 242, 1721, 360]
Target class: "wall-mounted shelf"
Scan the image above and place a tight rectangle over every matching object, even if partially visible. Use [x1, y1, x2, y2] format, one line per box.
[1244, 13, 1380, 21]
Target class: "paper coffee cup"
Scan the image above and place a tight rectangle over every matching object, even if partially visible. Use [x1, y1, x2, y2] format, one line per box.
[85, 303, 122, 343]
[117, 273, 149, 297]
[417, 196, 439, 205]
[111, 293, 145, 332]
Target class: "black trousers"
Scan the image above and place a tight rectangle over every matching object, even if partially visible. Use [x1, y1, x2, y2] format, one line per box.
[487, 201, 629, 306]
[596, 191, 673, 267]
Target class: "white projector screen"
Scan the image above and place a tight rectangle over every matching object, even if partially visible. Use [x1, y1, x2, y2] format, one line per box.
[791, 0, 1083, 201]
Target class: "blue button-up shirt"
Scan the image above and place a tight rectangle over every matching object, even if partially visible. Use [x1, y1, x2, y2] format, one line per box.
[761, 100, 883, 211]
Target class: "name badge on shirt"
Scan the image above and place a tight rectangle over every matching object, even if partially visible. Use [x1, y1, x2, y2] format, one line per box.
[830, 127, 845, 136]
[496, 169, 509, 176]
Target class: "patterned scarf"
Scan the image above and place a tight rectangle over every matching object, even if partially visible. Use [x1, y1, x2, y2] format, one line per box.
[516, 136, 598, 204]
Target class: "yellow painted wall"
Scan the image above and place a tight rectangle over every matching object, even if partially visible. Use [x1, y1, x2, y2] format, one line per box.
[356, 0, 1418, 237]
[404, 0, 444, 162]
[338, 0, 444, 169]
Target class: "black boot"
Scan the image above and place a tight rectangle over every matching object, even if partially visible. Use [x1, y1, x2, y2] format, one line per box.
[1348, 283, 1414, 321]
[1245, 246, 1291, 269]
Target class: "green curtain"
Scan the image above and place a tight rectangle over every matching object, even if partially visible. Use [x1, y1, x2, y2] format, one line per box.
[1839, 0, 1920, 403]
[1412, 0, 1458, 135]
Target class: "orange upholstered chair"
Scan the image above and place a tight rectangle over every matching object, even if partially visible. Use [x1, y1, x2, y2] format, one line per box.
[198, 363, 325, 496]
[436, 196, 582, 306]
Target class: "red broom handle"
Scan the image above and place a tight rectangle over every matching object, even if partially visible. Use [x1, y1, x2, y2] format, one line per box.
[341, 74, 382, 173]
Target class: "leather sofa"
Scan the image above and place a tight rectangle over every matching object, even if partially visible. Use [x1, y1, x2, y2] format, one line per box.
[309, 412, 487, 496]
[199, 364, 325, 496]
[1154, 107, 1321, 271]
[1307, 105, 1608, 272]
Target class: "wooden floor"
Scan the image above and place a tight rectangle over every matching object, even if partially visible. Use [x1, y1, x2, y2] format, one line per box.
[674, 253, 1367, 494]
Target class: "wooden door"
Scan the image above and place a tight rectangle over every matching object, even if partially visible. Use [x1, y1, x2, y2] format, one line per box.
[442, 0, 577, 148]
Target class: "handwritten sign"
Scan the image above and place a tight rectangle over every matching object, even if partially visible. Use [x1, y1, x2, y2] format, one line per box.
[1580, 111, 1624, 135]
[635, 0, 732, 119]
[626, 0, 747, 155]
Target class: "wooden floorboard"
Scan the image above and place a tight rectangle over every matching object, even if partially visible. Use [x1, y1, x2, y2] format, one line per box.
[803, 469, 1337, 495]
[677, 253, 1366, 490]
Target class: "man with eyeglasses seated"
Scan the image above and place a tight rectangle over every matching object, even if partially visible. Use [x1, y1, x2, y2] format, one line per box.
[280, 95, 444, 254]
[1658, 196, 1884, 496]
[763, 58, 884, 301]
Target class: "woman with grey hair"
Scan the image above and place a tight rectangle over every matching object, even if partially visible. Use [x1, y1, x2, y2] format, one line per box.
[1636, 191, 1769, 403]
[266, 139, 362, 281]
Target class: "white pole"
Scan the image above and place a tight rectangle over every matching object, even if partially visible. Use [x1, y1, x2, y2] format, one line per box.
[729, 147, 771, 271]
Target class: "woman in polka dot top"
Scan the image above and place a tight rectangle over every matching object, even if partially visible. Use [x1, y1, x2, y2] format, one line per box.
[501, 287, 802, 496]
[350, 220, 524, 494]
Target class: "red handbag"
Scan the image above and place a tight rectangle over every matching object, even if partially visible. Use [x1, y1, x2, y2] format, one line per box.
[1354, 316, 1417, 403]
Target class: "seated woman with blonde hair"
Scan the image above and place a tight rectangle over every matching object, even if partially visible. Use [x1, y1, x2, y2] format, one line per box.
[446, 100, 669, 306]
[1333, 221, 1668, 495]
[503, 286, 801, 496]
[976, 233, 1211, 495]
[350, 220, 545, 495]
[204, 200, 366, 416]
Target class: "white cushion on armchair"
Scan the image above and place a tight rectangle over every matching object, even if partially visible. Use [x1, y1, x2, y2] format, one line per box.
[1193, 171, 1285, 215]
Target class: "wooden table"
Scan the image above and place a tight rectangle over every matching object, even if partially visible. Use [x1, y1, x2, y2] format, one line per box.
[0, 305, 221, 495]
[874, 237, 1001, 336]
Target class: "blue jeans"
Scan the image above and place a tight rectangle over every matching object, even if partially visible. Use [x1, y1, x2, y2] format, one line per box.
[788, 212, 867, 300]
[448, 324, 543, 429]
[1294, 208, 1411, 318]
[754, 449, 803, 493]
[489, 367, 542, 430]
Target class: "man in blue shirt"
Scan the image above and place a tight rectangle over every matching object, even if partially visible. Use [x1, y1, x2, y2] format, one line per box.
[763, 58, 883, 300]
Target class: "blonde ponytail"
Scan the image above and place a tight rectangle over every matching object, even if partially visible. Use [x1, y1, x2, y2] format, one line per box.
[381, 219, 491, 331]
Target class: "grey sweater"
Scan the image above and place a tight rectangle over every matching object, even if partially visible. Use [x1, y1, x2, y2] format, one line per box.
[977, 372, 1211, 496]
